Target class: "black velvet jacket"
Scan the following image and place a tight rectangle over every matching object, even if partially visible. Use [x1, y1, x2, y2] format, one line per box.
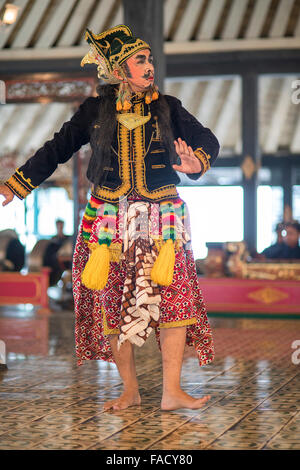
[5, 93, 220, 203]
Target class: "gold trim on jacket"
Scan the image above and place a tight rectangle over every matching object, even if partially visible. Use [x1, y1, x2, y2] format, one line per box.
[4, 168, 36, 199]
[194, 147, 211, 175]
[92, 100, 178, 202]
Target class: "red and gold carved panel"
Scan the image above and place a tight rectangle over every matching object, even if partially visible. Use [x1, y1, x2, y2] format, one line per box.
[199, 277, 300, 314]
[5, 77, 96, 103]
[0, 268, 50, 312]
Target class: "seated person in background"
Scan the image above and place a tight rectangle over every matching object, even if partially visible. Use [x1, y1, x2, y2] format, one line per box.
[261, 222, 285, 259]
[282, 221, 300, 259]
[51, 219, 69, 245]
[0, 229, 25, 272]
[262, 221, 300, 260]
[43, 219, 70, 285]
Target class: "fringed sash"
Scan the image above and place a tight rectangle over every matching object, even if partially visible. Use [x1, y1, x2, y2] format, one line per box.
[81, 194, 191, 348]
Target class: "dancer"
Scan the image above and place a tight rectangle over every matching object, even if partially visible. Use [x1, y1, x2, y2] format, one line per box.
[0, 25, 220, 411]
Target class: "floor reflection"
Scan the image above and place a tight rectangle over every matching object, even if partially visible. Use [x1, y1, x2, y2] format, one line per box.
[0, 304, 299, 450]
[0, 307, 49, 358]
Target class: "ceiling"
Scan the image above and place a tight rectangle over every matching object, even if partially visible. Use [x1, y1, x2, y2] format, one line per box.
[0, 0, 299, 50]
[0, 0, 300, 184]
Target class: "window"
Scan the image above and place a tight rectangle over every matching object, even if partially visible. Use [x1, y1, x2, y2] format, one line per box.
[0, 195, 26, 233]
[257, 186, 283, 253]
[37, 187, 73, 237]
[177, 186, 244, 259]
[0, 187, 73, 254]
[179, 167, 242, 186]
[293, 186, 300, 221]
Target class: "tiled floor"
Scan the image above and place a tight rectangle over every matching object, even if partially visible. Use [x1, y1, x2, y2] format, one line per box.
[0, 305, 299, 450]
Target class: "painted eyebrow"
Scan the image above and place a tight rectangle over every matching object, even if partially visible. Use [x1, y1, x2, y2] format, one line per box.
[135, 54, 153, 60]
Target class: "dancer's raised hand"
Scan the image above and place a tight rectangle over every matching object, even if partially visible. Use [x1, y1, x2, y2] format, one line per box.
[172, 138, 202, 174]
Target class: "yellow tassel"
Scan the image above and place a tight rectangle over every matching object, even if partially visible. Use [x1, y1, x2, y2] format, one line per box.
[116, 100, 122, 111]
[152, 91, 159, 101]
[151, 239, 175, 286]
[122, 100, 132, 110]
[81, 244, 110, 290]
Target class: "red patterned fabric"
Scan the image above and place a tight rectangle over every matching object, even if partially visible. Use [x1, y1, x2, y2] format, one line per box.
[72, 195, 215, 367]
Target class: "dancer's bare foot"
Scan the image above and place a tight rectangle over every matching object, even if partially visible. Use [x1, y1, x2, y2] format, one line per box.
[103, 389, 142, 411]
[161, 389, 211, 411]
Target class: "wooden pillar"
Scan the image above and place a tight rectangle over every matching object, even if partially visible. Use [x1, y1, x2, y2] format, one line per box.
[282, 162, 293, 215]
[241, 74, 260, 255]
[123, 0, 165, 92]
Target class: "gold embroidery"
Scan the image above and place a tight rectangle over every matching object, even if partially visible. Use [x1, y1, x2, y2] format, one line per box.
[198, 147, 211, 161]
[16, 169, 36, 189]
[113, 40, 150, 67]
[101, 307, 196, 334]
[81, 26, 149, 72]
[194, 147, 211, 175]
[92, 121, 132, 201]
[133, 102, 178, 201]
[5, 174, 31, 199]
[159, 318, 197, 329]
[93, 101, 179, 202]
[102, 306, 120, 335]
[132, 92, 147, 101]
[151, 164, 166, 169]
[111, 39, 150, 67]
[150, 149, 164, 154]
[114, 37, 125, 46]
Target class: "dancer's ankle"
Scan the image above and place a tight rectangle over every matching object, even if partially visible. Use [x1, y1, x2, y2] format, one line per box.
[162, 383, 182, 395]
[123, 381, 140, 393]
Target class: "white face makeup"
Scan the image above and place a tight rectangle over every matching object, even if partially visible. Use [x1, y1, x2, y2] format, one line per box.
[123, 49, 155, 92]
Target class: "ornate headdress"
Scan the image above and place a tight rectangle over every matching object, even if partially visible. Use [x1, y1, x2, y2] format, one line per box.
[81, 25, 158, 110]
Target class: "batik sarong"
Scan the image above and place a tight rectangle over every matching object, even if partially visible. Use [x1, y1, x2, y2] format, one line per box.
[72, 191, 215, 367]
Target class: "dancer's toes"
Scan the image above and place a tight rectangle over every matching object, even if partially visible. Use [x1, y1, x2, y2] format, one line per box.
[161, 390, 211, 411]
[103, 398, 118, 411]
[103, 391, 141, 411]
[194, 395, 211, 407]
